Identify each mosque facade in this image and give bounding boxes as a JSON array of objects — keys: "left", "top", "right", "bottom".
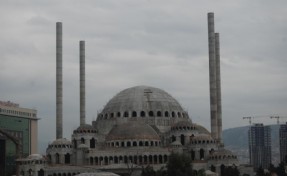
[{"left": 17, "top": 13, "right": 239, "bottom": 176}]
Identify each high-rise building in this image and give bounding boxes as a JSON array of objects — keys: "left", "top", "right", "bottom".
[
  {"left": 279, "top": 123, "right": 287, "bottom": 163},
  {"left": 248, "top": 123, "right": 271, "bottom": 170},
  {"left": 0, "top": 101, "right": 38, "bottom": 176}
]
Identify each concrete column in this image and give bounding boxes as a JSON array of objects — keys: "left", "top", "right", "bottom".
[
  {"left": 215, "top": 33, "right": 222, "bottom": 144},
  {"left": 56, "top": 22, "right": 63, "bottom": 139},
  {"left": 208, "top": 12, "right": 218, "bottom": 140},
  {"left": 80, "top": 41, "right": 86, "bottom": 125}
]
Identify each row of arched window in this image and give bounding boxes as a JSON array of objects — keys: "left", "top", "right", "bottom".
[
  {"left": 209, "top": 155, "right": 237, "bottom": 160},
  {"left": 89, "top": 154, "right": 169, "bottom": 165},
  {"left": 19, "top": 160, "right": 46, "bottom": 165},
  {"left": 98, "top": 110, "right": 188, "bottom": 119},
  {"left": 47, "top": 172, "right": 80, "bottom": 176},
  {"left": 106, "top": 140, "right": 161, "bottom": 147},
  {"left": 73, "top": 129, "right": 97, "bottom": 134},
  {"left": 47, "top": 153, "right": 71, "bottom": 164},
  {"left": 190, "top": 139, "right": 217, "bottom": 145},
  {"left": 171, "top": 126, "right": 196, "bottom": 131},
  {"left": 73, "top": 138, "right": 96, "bottom": 149},
  {"left": 48, "top": 144, "right": 72, "bottom": 149}
]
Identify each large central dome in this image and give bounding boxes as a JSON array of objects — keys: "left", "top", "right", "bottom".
[
  {"left": 100, "top": 86, "right": 185, "bottom": 117},
  {"left": 95, "top": 86, "right": 190, "bottom": 134}
]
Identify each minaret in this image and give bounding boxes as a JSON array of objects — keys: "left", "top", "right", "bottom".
[
  {"left": 215, "top": 33, "right": 222, "bottom": 144},
  {"left": 56, "top": 22, "right": 63, "bottom": 139},
  {"left": 80, "top": 41, "right": 86, "bottom": 125},
  {"left": 207, "top": 12, "right": 218, "bottom": 140}
]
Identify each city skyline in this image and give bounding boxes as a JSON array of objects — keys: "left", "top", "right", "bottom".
[{"left": 0, "top": 0, "right": 286, "bottom": 152}]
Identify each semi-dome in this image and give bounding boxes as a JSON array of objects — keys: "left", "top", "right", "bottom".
[
  {"left": 98, "top": 86, "right": 188, "bottom": 119},
  {"left": 27, "top": 154, "right": 44, "bottom": 160},
  {"left": 106, "top": 121, "right": 160, "bottom": 141},
  {"left": 50, "top": 138, "right": 72, "bottom": 145},
  {"left": 73, "top": 124, "right": 97, "bottom": 134}
]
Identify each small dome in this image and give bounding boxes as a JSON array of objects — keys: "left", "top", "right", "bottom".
[
  {"left": 51, "top": 138, "right": 72, "bottom": 145},
  {"left": 210, "top": 148, "right": 237, "bottom": 159},
  {"left": 78, "top": 144, "right": 89, "bottom": 149},
  {"left": 193, "top": 123, "right": 210, "bottom": 134},
  {"left": 106, "top": 122, "right": 160, "bottom": 141},
  {"left": 170, "top": 140, "right": 182, "bottom": 146},
  {"left": 74, "top": 124, "right": 97, "bottom": 134},
  {"left": 27, "top": 154, "right": 44, "bottom": 160},
  {"left": 172, "top": 120, "right": 193, "bottom": 127}
]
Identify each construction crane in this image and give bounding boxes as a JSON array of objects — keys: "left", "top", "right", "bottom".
[
  {"left": 242, "top": 115, "right": 272, "bottom": 125},
  {"left": 270, "top": 115, "right": 287, "bottom": 125},
  {"left": 243, "top": 116, "right": 252, "bottom": 125}
]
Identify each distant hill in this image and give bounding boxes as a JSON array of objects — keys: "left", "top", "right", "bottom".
[{"left": 223, "top": 124, "right": 280, "bottom": 149}]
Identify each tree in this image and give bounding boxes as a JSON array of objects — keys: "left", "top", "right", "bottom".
[
  {"left": 221, "top": 164, "right": 239, "bottom": 176},
  {"left": 276, "top": 162, "right": 287, "bottom": 176},
  {"left": 166, "top": 153, "right": 193, "bottom": 176},
  {"left": 142, "top": 165, "right": 156, "bottom": 176}
]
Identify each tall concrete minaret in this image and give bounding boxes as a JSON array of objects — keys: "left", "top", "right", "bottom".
[
  {"left": 79, "top": 41, "right": 86, "bottom": 125},
  {"left": 215, "top": 32, "right": 222, "bottom": 144},
  {"left": 56, "top": 22, "right": 63, "bottom": 139},
  {"left": 208, "top": 13, "right": 223, "bottom": 144},
  {"left": 208, "top": 12, "right": 218, "bottom": 140}
]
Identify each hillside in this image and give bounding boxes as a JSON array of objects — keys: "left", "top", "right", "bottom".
[{"left": 223, "top": 124, "right": 280, "bottom": 149}]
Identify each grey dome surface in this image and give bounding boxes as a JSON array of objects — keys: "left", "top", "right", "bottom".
[
  {"left": 101, "top": 86, "right": 184, "bottom": 114},
  {"left": 50, "top": 138, "right": 71, "bottom": 145},
  {"left": 106, "top": 121, "right": 160, "bottom": 141}
]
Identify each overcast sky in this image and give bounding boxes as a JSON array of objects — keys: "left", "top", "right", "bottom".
[{"left": 1, "top": 0, "right": 287, "bottom": 153}]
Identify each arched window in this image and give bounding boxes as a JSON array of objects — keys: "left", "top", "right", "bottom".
[
  {"left": 178, "top": 112, "right": 181, "bottom": 117},
  {"left": 124, "top": 156, "right": 128, "bottom": 163},
  {"left": 139, "top": 141, "right": 143, "bottom": 146},
  {"left": 149, "top": 111, "right": 154, "bottom": 117},
  {"left": 200, "top": 149, "right": 205, "bottom": 159},
  {"left": 104, "top": 113, "right": 108, "bottom": 119},
  {"left": 133, "top": 141, "right": 137, "bottom": 146},
  {"left": 191, "top": 150, "right": 195, "bottom": 160},
  {"left": 114, "top": 156, "right": 119, "bottom": 164},
  {"left": 38, "top": 169, "right": 44, "bottom": 176},
  {"left": 65, "top": 153, "right": 70, "bottom": 164},
  {"left": 124, "top": 111, "right": 129, "bottom": 117},
  {"left": 104, "top": 156, "right": 108, "bottom": 165},
  {"left": 127, "top": 141, "right": 131, "bottom": 147},
  {"left": 117, "top": 112, "right": 121, "bottom": 117},
  {"left": 153, "top": 155, "right": 158, "bottom": 164},
  {"left": 159, "top": 155, "right": 163, "bottom": 164},
  {"left": 157, "top": 111, "right": 162, "bottom": 117},
  {"left": 165, "top": 111, "right": 169, "bottom": 117},
  {"left": 81, "top": 138, "right": 85, "bottom": 144},
  {"left": 140, "top": 111, "right": 145, "bottom": 117},
  {"left": 171, "top": 135, "right": 176, "bottom": 142},
  {"left": 172, "top": 111, "right": 175, "bottom": 117},
  {"left": 90, "top": 138, "right": 96, "bottom": 148},
  {"left": 110, "top": 113, "right": 114, "bottom": 118},
  {"left": 132, "top": 111, "right": 137, "bottom": 117},
  {"left": 145, "top": 141, "right": 149, "bottom": 146},
  {"left": 56, "top": 153, "right": 60, "bottom": 164},
  {"left": 90, "top": 157, "right": 94, "bottom": 165},
  {"left": 180, "top": 134, "right": 185, "bottom": 145}
]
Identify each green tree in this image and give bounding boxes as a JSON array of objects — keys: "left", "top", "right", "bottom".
[
  {"left": 166, "top": 152, "right": 193, "bottom": 176},
  {"left": 142, "top": 165, "right": 156, "bottom": 176}
]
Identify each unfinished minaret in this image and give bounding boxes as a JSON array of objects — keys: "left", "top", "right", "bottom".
[
  {"left": 80, "top": 41, "right": 86, "bottom": 126},
  {"left": 56, "top": 22, "right": 63, "bottom": 139},
  {"left": 215, "top": 32, "right": 222, "bottom": 144},
  {"left": 208, "top": 12, "right": 218, "bottom": 140}
]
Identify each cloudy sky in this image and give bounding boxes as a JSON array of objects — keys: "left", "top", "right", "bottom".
[{"left": 1, "top": 0, "right": 286, "bottom": 153}]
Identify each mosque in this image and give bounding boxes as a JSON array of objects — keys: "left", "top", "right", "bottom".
[{"left": 17, "top": 13, "right": 239, "bottom": 176}]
